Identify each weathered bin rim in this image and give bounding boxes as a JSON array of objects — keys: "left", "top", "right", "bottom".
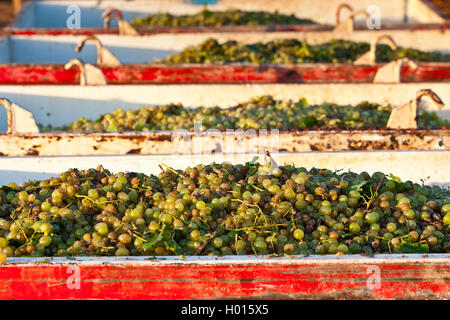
[
  {"left": 2, "top": 150, "right": 448, "bottom": 163},
  {"left": 2, "top": 149, "right": 449, "bottom": 158},
  {"left": 7, "top": 128, "right": 448, "bottom": 136},
  {"left": 3, "top": 254, "right": 449, "bottom": 266},
  {"left": 4, "top": 22, "right": 450, "bottom": 35}
]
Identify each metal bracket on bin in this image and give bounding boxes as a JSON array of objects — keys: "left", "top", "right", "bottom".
[
  {"left": 0, "top": 98, "right": 39, "bottom": 134},
  {"left": 102, "top": 8, "right": 139, "bottom": 36},
  {"left": 387, "top": 89, "right": 445, "bottom": 129},
  {"left": 65, "top": 58, "right": 107, "bottom": 86},
  {"left": 354, "top": 34, "right": 418, "bottom": 83},
  {"left": 373, "top": 58, "right": 418, "bottom": 83},
  {"left": 334, "top": 3, "right": 369, "bottom": 32},
  {"left": 76, "top": 35, "right": 121, "bottom": 67},
  {"left": 354, "top": 34, "right": 397, "bottom": 65}
]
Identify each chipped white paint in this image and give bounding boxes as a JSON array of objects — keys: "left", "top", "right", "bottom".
[
  {"left": 3, "top": 254, "right": 449, "bottom": 266},
  {"left": 0, "top": 129, "right": 448, "bottom": 156}
]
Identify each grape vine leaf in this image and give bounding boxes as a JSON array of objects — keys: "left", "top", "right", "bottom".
[
  {"left": 398, "top": 241, "right": 429, "bottom": 254},
  {"left": 0, "top": 186, "right": 15, "bottom": 193},
  {"left": 166, "top": 238, "right": 183, "bottom": 255},
  {"left": 148, "top": 174, "right": 162, "bottom": 187},
  {"left": 388, "top": 173, "right": 407, "bottom": 192},
  {"left": 349, "top": 180, "right": 368, "bottom": 192},
  {"left": 246, "top": 156, "right": 259, "bottom": 165},
  {"left": 142, "top": 224, "right": 166, "bottom": 250},
  {"left": 142, "top": 232, "right": 163, "bottom": 250},
  {"left": 388, "top": 174, "right": 402, "bottom": 184},
  {"left": 245, "top": 156, "right": 259, "bottom": 180},
  {"left": 361, "top": 181, "right": 377, "bottom": 199}
]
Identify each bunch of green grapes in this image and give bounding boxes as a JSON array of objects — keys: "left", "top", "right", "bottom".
[
  {"left": 158, "top": 39, "right": 450, "bottom": 64},
  {"left": 0, "top": 162, "right": 448, "bottom": 261},
  {"left": 41, "top": 96, "right": 449, "bottom": 133},
  {"left": 131, "top": 9, "right": 315, "bottom": 28}
]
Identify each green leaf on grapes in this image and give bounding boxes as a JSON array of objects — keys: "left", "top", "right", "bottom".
[
  {"left": 398, "top": 241, "right": 429, "bottom": 253},
  {"left": 388, "top": 174, "right": 407, "bottom": 192},
  {"left": 246, "top": 156, "right": 259, "bottom": 165},
  {"left": 142, "top": 233, "right": 163, "bottom": 250},
  {"left": 361, "top": 181, "right": 377, "bottom": 199},
  {"left": 350, "top": 180, "right": 368, "bottom": 192},
  {"left": 166, "top": 238, "right": 183, "bottom": 255},
  {"left": 303, "top": 116, "right": 318, "bottom": 127},
  {"left": 142, "top": 224, "right": 166, "bottom": 250},
  {"left": 388, "top": 174, "right": 402, "bottom": 184},
  {"left": 149, "top": 174, "right": 162, "bottom": 186},
  {"left": 246, "top": 166, "right": 259, "bottom": 180},
  {"left": 0, "top": 186, "right": 15, "bottom": 193},
  {"left": 245, "top": 157, "right": 259, "bottom": 180}
]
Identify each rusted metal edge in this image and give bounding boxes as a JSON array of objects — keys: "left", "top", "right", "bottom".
[
  {"left": 5, "top": 128, "right": 450, "bottom": 136},
  {"left": 0, "top": 129, "right": 448, "bottom": 156},
  {"left": 3, "top": 254, "right": 449, "bottom": 266}
]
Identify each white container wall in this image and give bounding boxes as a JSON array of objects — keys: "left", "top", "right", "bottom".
[
  {"left": 10, "top": 0, "right": 445, "bottom": 29},
  {"left": 0, "top": 151, "right": 449, "bottom": 187},
  {"left": 1, "top": 83, "right": 449, "bottom": 132},
  {"left": 1, "top": 27, "right": 449, "bottom": 64}
]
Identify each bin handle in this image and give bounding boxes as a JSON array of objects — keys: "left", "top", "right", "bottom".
[
  {"left": 0, "top": 98, "right": 39, "bottom": 134},
  {"left": 0, "top": 98, "right": 13, "bottom": 134},
  {"left": 335, "top": 3, "right": 354, "bottom": 26},
  {"left": 354, "top": 34, "right": 398, "bottom": 66},
  {"left": 372, "top": 57, "right": 418, "bottom": 83},
  {"left": 102, "top": 8, "right": 138, "bottom": 35},
  {"left": 334, "top": 4, "right": 369, "bottom": 32},
  {"left": 387, "top": 89, "right": 445, "bottom": 129},
  {"left": 65, "top": 58, "right": 107, "bottom": 86},
  {"left": 75, "top": 35, "right": 121, "bottom": 67}
]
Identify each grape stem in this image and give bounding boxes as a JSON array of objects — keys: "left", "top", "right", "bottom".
[
  {"left": 160, "top": 163, "right": 185, "bottom": 178},
  {"left": 194, "top": 230, "right": 217, "bottom": 255},
  {"left": 364, "top": 174, "right": 386, "bottom": 210}
]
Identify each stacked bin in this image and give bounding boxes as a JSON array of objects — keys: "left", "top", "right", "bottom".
[{"left": 0, "top": 0, "right": 448, "bottom": 299}]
